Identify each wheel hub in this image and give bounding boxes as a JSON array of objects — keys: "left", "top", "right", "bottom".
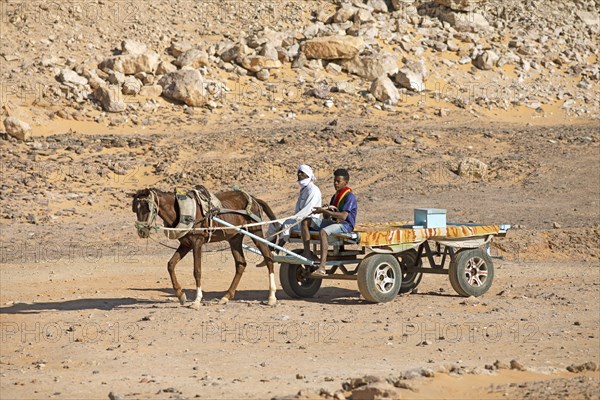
[
  {"left": 375, "top": 263, "right": 396, "bottom": 293},
  {"left": 464, "top": 256, "right": 488, "bottom": 287}
]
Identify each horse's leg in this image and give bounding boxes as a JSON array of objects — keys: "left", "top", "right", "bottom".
[
  {"left": 168, "top": 245, "right": 191, "bottom": 305},
  {"left": 220, "top": 235, "right": 246, "bottom": 305},
  {"left": 250, "top": 227, "right": 277, "bottom": 306},
  {"left": 190, "top": 239, "right": 205, "bottom": 310}
]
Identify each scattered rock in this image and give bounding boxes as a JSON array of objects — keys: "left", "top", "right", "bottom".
[
  {"left": 394, "top": 58, "right": 428, "bottom": 92},
  {"left": 121, "top": 39, "right": 147, "bottom": 55},
  {"left": 494, "top": 360, "right": 510, "bottom": 370},
  {"left": 256, "top": 70, "right": 270, "bottom": 81},
  {"left": 139, "top": 85, "right": 163, "bottom": 97},
  {"left": 457, "top": 157, "right": 488, "bottom": 179},
  {"left": 473, "top": 50, "right": 499, "bottom": 70},
  {"left": 94, "top": 85, "right": 126, "bottom": 112},
  {"left": 158, "top": 70, "right": 208, "bottom": 107},
  {"left": 437, "top": 9, "right": 490, "bottom": 33},
  {"left": 342, "top": 53, "right": 399, "bottom": 81},
  {"left": 122, "top": 76, "right": 143, "bottom": 95},
  {"left": 240, "top": 55, "right": 282, "bottom": 72},
  {"left": 351, "top": 381, "right": 401, "bottom": 400},
  {"left": 108, "top": 391, "right": 124, "bottom": 400},
  {"left": 370, "top": 76, "right": 400, "bottom": 105},
  {"left": 435, "top": 0, "right": 485, "bottom": 12},
  {"left": 302, "top": 36, "right": 365, "bottom": 60},
  {"left": 156, "top": 60, "right": 178, "bottom": 75},
  {"left": 99, "top": 51, "right": 160, "bottom": 75},
  {"left": 58, "top": 69, "right": 88, "bottom": 86},
  {"left": 510, "top": 359, "right": 526, "bottom": 371},
  {"left": 567, "top": 362, "right": 597, "bottom": 373},
  {"left": 459, "top": 295, "right": 480, "bottom": 305},
  {"left": 175, "top": 49, "right": 210, "bottom": 68}
]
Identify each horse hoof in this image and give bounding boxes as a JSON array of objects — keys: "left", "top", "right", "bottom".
[
  {"left": 179, "top": 293, "right": 187, "bottom": 305},
  {"left": 267, "top": 297, "right": 277, "bottom": 306},
  {"left": 218, "top": 297, "right": 229, "bottom": 305},
  {"left": 189, "top": 301, "right": 201, "bottom": 310}
]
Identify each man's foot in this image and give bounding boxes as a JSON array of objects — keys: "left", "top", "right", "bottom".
[
  {"left": 313, "top": 265, "right": 327, "bottom": 276},
  {"left": 256, "top": 260, "right": 267, "bottom": 267}
]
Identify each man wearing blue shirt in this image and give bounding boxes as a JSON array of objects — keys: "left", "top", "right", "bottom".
[{"left": 310, "top": 168, "right": 358, "bottom": 275}]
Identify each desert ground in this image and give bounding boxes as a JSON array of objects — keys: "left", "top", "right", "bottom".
[{"left": 1, "top": 0, "right": 599, "bottom": 399}]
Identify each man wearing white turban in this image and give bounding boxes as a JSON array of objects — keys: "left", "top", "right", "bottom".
[{"left": 260, "top": 165, "right": 322, "bottom": 266}]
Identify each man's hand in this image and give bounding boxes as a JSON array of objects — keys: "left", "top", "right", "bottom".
[
  {"left": 313, "top": 207, "right": 348, "bottom": 222},
  {"left": 312, "top": 207, "right": 326, "bottom": 215}
]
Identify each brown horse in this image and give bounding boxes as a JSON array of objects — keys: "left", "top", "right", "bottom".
[{"left": 132, "top": 188, "right": 278, "bottom": 308}]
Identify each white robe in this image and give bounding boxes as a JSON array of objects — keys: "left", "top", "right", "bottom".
[{"left": 268, "top": 182, "right": 322, "bottom": 241}]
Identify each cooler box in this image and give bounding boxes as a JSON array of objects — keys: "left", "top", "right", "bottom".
[{"left": 414, "top": 208, "right": 447, "bottom": 229}]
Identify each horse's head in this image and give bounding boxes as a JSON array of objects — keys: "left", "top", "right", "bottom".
[{"left": 132, "top": 189, "right": 159, "bottom": 239}]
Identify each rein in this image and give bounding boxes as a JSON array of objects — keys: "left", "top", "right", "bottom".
[{"left": 134, "top": 189, "right": 307, "bottom": 242}]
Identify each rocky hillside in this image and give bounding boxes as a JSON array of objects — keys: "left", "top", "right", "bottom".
[{"left": 1, "top": 0, "right": 598, "bottom": 138}]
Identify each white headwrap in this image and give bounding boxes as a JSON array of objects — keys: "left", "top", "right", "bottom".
[
  {"left": 297, "top": 164, "right": 315, "bottom": 188},
  {"left": 298, "top": 164, "right": 315, "bottom": 180}
]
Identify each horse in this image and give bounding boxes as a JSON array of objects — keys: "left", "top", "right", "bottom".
[{"left": 131, "top": 188, "right": 278, "bottom": 308}]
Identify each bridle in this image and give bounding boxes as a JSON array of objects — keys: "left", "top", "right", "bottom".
[{"left": 135, "top": 190, "right": 160, "bottom": 237}]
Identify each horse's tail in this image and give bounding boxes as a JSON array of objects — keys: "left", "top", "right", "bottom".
[{"left": 253, "top": 197, "right": 277, "bottom": 222}]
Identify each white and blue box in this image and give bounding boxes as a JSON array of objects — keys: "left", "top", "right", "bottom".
[{"left": 414, "top": 208, "right": 447, "bottom": 229}]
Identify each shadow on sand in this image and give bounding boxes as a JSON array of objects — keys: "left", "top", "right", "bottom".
[
  {"left": 0, "top": 298, "right": 158, "bottom": 314},
  {"left": 130, "top": 286, "right": 367, "bottom": 305}
]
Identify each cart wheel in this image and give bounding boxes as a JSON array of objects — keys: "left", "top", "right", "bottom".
[
  {"left": 397, "top": 249, "right": 423, "bottom": 294},
  {"left": 358, "top": 254, "right": 402, "bottom": 303},
  {"left": 449, "top": 248, "right": 494, "bottom": 297},
  {"left": 279, "top": 250, "right": 322, "bottom": 298}
]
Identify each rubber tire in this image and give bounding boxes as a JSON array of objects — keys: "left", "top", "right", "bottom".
[
  {"left": 397, "top": 249, "right": 423, "bottom": 294},
  {"left": 279, "top": 250, "right": 322, "bottom": 298},
  {"left": 449, "top": 248, "right": 494, "bottom": 297},
  {"left": 358, "top": 254, "right": 402, "bottom": 303}
]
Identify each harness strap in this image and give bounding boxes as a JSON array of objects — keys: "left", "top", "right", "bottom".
[{"left": 218, "top": 208, "right": 263, "bottom": 223}]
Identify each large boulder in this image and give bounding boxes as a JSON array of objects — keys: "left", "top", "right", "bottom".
[
  {"left": 437, "top": 9, "right": 490, "bottom": 32},
  {"left": 93, "top": 85, "right": 126, "bottom": 112},
  {"left": 3, "top": 116, "right": 32, "bottom": 141},
  {"left": 341, "top": 53, "right": 399, "bottom": 81},
  {"left": 302, "top": 35, "right": 365, "bottom": 60},
  {"left": 394, "top": 58, "right": 427, "bottom": 92},
  {"left": 99, "top": 52, "right": 160, "bottom": 75},
  {"left": 370, "top": 76, "right": 400, "bottom": 105},
  {"left": 435, "top": 0, "right": 485, "bottom": 12},
  {"left": 158, "top": 70, "right": 208, "bottom": 107}
]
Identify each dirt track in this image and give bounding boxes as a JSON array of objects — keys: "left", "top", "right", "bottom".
[{"left": 1, "top": 246, "right": 599, "bottom": 399}]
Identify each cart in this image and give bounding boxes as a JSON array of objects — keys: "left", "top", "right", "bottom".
[{"left": 212, "top": 210, "right": 510, "bottom": 303}]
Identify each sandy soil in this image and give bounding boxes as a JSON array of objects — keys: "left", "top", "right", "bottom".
[{"left": 1, "top": 249, "right": 599, "bottom": 399}]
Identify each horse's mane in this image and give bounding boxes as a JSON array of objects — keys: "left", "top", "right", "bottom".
[{"left": 133, "top": 188, "right": 170, "bottom": 199}]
